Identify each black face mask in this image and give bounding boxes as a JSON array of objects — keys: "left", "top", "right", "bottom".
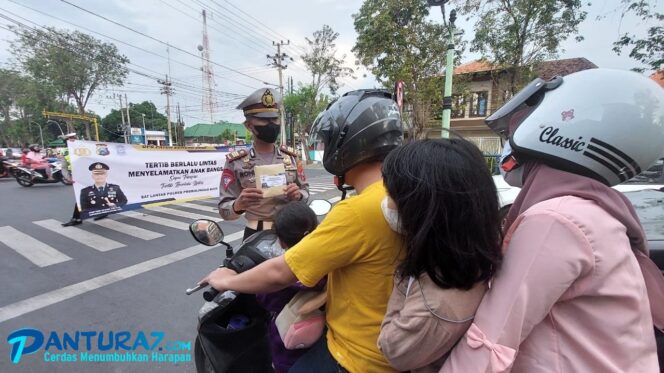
[{"left": 253, "top": 122, "right": 280, "bottom": 143}]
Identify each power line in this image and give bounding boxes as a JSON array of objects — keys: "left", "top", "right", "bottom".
[
  {"left": 58, "top": 0, "right": 278, "bottom": 86},
  {"left": 215, "top": 0, "right": 309, "bottom": 55},
  {"left": 4, "top": 0, "right": 260, "bottom": 91},
  {"left": 161, "top": 0, "right": 271, "bottom": 57},
  {"left": 0, "top": 14, "right": 243, "bottom": 119}
]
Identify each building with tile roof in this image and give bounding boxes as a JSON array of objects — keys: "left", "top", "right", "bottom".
[{"left": 433, "top": 57, "right": 597, "bottom": 153}]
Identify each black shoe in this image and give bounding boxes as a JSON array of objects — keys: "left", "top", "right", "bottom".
[
  {"left": 62, "top": 219, "right": 82, "bottom": 227},
  {"left": 93, "top": 215, "right": 108, "bottom": 221}
]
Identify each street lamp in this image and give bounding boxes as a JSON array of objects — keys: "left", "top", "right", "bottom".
[
  {"left": 428, "top": 0, "right": 456, "bottom": 139},
  {"left": 141, "top": 113, "right": 147, "bottom": 145},
  {"left": 46, "top": 120, "right": 65, "bottom": 136},
  {"left": 29, "top": 121, "right": 44, "bottom": 148}
]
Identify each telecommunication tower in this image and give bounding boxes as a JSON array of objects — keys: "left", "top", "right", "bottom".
[{"left": 198, "top": 9, "right": 216, "bottom": 124}]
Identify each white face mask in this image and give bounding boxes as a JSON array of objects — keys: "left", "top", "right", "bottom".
[
  {"left": 499, "top": 141, "right": 525, "bottom": 187},
  {"left": 381, "top": 197, "right": 403, "bottom": 234}
]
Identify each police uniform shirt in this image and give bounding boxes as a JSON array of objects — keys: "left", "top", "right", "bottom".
[
  {"left": 80, "top": 183, "right": 128, "bottom": 211},
  {"left": 218, "top": 145, "right": 309, "bottom": 221}
]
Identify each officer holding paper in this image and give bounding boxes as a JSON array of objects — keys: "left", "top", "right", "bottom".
[{"left": 218, "top": 88, "right": 309, "bottom": 240}]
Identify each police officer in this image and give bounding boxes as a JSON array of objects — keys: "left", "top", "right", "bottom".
[
  {"left": 79, "top": 162, "right": 128, "bottom": 211},
  {"left": 218, "top": 88, "right": 309, "bottom": 240}
]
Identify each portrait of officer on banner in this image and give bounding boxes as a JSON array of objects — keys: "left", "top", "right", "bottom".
[{"left": 79, "top": 162, "right": 128, "bottom": 213}]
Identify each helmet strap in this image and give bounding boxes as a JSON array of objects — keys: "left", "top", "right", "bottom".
[
  {"left": 334, "top": 175, "right": 354, "bottom": 200},
  {"left": 501, "top": 154, "right": 520, "bottom": 172}
]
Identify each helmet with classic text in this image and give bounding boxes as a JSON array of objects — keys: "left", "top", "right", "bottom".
[
  {"left": 308, "top": 89, "right": 403, "bottom": 177},
  {"left": 487, "top": 68, "right": 664, "bottom": 186}
]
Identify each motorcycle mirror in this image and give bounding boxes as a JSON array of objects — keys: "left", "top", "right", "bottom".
[
  {"left": 189, "top": 219, "right": 225, "bottom": 246},
  {"left": 309, "top": 199, "right": 332, "bottom": 216}
]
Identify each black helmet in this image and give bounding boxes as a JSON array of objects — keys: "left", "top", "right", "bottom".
[
  {"left": 225, "top": 230, "right": 282, "bottom": 273},
  {"left": 309, "top": 89, "right": 403, "bottom": 176},
  {"left": 28, "top": 144, "right": 40, "bottom": 152}
]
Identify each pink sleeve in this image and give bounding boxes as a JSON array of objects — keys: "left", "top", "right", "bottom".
[{"left": 440, "top": 210, "right": 595, "bottom": 373}]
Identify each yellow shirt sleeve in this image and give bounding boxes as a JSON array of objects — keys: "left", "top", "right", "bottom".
[{"left": 285, "top": 200, "right": 366, "bottom": 287}]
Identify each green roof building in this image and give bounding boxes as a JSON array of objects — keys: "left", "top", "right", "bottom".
[{"left": 183, "top": 122, "right": 247, "bottom": 145}]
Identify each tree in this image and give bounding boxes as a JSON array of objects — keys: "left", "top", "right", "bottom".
[
  {"left": 283, "top": 84, "right": 331, "bottom": 154},
  {"left": 100, "top": 101, "right": 167, "bottom": 142},
  {"left": 216, "top": 129, "right": 235, "bottom": 144},
  {"left": 302, "top": 25, "right": 355, "bottom": 96},
  {"left": 0, "top": 69, "right": 28, "bottom": 145},
  {"left": 454, "top": 0, "right": 587, "bottom": 92},
  {"left": 353, "top": 0, "right": 451, "bottom": 138},
  {"left": 0, "top": 69, "right": 72, "bottom": 146},
  {"left": 611, "top": 0, "right": 663, "bottom": 72},
  {"left": 11, "top": 27, "right": 129, "bottom": 139}
]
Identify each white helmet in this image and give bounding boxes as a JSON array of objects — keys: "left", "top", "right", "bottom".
[{"left": 488, "top": 68, "right": 664, "bottom": 186}]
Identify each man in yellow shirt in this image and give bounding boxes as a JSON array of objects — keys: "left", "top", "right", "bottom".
[{"left": 202, "top": 90, "right": 403, "bottom": 372}]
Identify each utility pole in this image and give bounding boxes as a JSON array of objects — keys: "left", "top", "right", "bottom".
[
  {"left": 124, "top": 93, "right": 132, "bottom": 143},
  {"left": 289, "top": 76, "right": 295, "bottom": 147},
  {"left": 159, "top": 75, "right": 174, "bottom": 146},
  {"left": 118, "top": 94, "right": 127, "bottom": 143},
  {"left": 268, "top": 40, "right": 292, "bottom": 145},
  {"left": 428, "top": 0, "right": 456, "bottom": 139},
  {"left": 176, "top": 102, "right": 181, "bottom": 146}
]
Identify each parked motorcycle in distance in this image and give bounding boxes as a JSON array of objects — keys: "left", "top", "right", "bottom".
[
  {"left": 186, "top": 199, "right": 332, "bottom": 373},
  {"left": 14, "top": 161, "right": 72, "bottom": 187}
]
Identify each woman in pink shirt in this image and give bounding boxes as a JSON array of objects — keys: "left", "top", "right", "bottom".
[{"left": 442, "top": 69, "right": 664, "bottom": 372}]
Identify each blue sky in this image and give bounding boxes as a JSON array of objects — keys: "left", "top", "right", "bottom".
[{"left": 0, "top": 0, "right": 660, "bottom": 125}]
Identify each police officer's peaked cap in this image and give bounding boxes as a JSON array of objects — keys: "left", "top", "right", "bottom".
[
  {"left": 89, "top": 162, "right": 110, "bottom": 173},
  {"left": 236, "top": 88, "right": 281, "bottom": 119}
]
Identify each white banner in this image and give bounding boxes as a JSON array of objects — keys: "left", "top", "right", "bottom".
[{"left": 68, "top": 140, "right": 238, "bottom": 219}]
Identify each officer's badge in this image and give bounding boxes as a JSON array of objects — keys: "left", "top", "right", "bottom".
[
  {"left": 96, "top": 144, "right": 110, "bottom": 156},
  {"left": 222, "top": 169, "right": 235, "bottom": 191},
  {"left": 74, "top": 147, "right": 91, "bottom": 156},
  {"left": 261, "top": 90, "right": 276, "bottom": 108}
]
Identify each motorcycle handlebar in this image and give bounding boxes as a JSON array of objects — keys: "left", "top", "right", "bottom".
[{"left": 203, "top": 288, "right": 219, "bottom": 302}]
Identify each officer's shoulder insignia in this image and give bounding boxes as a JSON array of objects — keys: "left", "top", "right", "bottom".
[
  {"left": 279, "top": 145, "right": 298, "bottom": 158},
  {"left": 226, "top": 150, "right": 247, "bottom": 162}
]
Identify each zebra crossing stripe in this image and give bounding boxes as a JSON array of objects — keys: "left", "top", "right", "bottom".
[
  {"left": 0, "top": 226, "right": 72, "bottom": 267},
  {"left": 33, "top": 219, "right": 125, "bottom": 252},
  {"left": 308, "top": 184, "right": 335, "bottom": 188},
  {"left": 177, "top": 202, "right": 219, "bottom": 214},
  {"left": 185, "top": 199, "right": 218, "bottom": 206},
  {"left": 91, "top": 218, "right": 164, "bottom": 241},
  {"left": 119, "top": 211, "right": 190, "bottom": 230},
  {"left": 146, "top": 205, "right": 220, "bottom": 220},
  {"left": 0, "top": 230, "right": 246, "bottom": 323}
]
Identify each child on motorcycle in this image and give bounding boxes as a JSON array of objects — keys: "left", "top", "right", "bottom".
[{"left": 255, "top": 201, "right": 326, "bottom": 373}]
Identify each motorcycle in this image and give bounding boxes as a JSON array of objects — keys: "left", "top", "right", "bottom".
[
  {"left": 186, "top": 200, "right": 332, "bottom": 373},
  {"left": 14, "top": 161, "right": 73, "bottom": 187},
  {"left": 1, "top": 158, "right": 20, "bottom": 178}
]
